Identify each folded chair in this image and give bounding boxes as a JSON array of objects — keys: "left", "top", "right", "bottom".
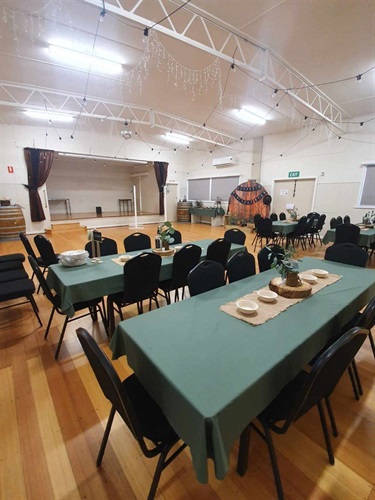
[{"left": 76, "top": 328, "right": 187, "bottom": 500}]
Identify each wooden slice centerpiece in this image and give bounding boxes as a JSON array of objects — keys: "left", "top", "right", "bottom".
[
  {"left": 152, "top": 248, "right": 175, "bottom": 257},
  {"left": 269, "top": 275, "right": 312, "bottom": 298}
]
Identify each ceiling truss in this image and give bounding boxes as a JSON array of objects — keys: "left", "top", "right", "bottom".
[{"left": 82, "top": 0, "right": 348, "bottom": 131}]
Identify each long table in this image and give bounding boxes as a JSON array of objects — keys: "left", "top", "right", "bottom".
[
  {"left": 46, "top": 239, "right": 245, "bottom": 318},
  {"left": 110, "top": 257, "right": 375, "bottom": 483},
  {"left": 190, "top": 208, "right": 225, "bottom": 226},
  {"left": 322, "top": 227, "right": 375, "bottom": 247}
]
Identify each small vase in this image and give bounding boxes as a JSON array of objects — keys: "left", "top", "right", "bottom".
[
  {"left": 286, "top": 272, "right": 301, "bottom": 287},
  {"left": 162, "top": 241, "right": 169, "bottom": 250}
]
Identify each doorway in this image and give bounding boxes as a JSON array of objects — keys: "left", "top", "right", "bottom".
[
  {"left": 165, "top": 183, "right": 178, "bottom": 222},
  {"left": 272, "top": 178, "right": 316, "bottom": 217}
]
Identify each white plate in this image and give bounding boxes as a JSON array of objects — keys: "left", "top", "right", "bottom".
[
  {"left": 257, "top": 290, "right": 278, "bottom": 302},
  {"left": 119, "top": 254, "right": 133, "bottom": 262},
  {"left": 311, "top": 268, "right": 329, "bottom": 278},
  {"left": 299, "top": 273, "right": 318, "bottom": 284},
  {"left": 236, "top": 299, "right": 259, "bottom": 315}
]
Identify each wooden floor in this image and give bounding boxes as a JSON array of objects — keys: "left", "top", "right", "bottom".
[{"left": 0, "top": 223, "right": 374, "bottom": 500}]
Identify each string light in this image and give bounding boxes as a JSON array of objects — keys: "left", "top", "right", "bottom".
[
  {"left": 356, "top": 74, "right": 362, "bottom": 83},
  {"left": 272, "top": 89, "right": 278, "bottom": 98}
]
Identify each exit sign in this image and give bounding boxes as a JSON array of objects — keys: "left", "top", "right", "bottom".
[{"left": 288, "top": 171, "right": 300, "bottom": 178}]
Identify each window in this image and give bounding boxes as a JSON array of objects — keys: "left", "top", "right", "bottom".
[
  {"left": 358, "top": 163, "right": 375, "bottom": 207},
  {"left": 187, "top": 175, "right": 240, "bottom": 202}
]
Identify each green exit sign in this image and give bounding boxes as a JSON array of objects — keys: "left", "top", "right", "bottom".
[{"left": 288, "top": 171, "right": 300, "bottom": 178}]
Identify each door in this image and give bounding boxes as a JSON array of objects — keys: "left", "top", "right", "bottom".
[
  {"left": 272, "top": 178, "right": 316, "bottom": 217},
  {"left": 165, "top": 183, "right": 178, "bottom": 221}
]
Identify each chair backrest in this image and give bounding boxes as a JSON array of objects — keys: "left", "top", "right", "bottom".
[
  {"left": 315, "top": 213, "right": 326, "bottom": 231},
  {"left": 330, "top": 217, "right": 338, "bottom": 229},
  {"left": 34, "top": 235, "right": 58, "bottom": 266},
  {"left": 324, "top": 243, "right": 368, "bottom": 268},
  {"left": 336, "top": 216, "right": 343, "bottom": 225},
  {"left": 303, "top": 216, "right": 317, "bottom": 234},
  {"left": 224, "top": 228, "right": 246, "bottom": 245},
  {"left": 171, "top": 229, "right": 182, "bottom": 244},
  {"left": 76, "top": 328, "right": 150, "bottom": 454},
  {"left": 19, "top": 231, "right": 39, "bottom": 261},
  {"left": 279, "top": 212, "right": 286, "bottom": 221},
  {"left": 355, "top": 297, "right": 375, "bottom": 330},
  {"left": 123, "top": 233, "right": 151, "bottom": 252},
  {"left": 28, "top": 255, "right": 57, "bottom": 305},
  {"left": 169, "top": 244, "right": 202, "bottom": 289},
  {"left": 257, "top": 244, "right": 285, "bottom": 273},
  {"left": 206, "top": 238, "right": 231, "bottom": 268},
  {"left": 307, "top": 212, "right": 319, "bottom": 219},
  {"left": 334, "top": 223, "right": 360, "bottom": 245},
  {"left": 188, "top": 260, "right": 225, "bottom": 297},
  {"left": 122, "top": 252, "right": 161, "bottom": 305},
  {"left": 256, "top": 217, "right": 273, "bottom": 237},
  {"left": 292, "top": 216, "right": 307, "bottom": 235},
  {"left": 253, "top": 213, "right": 262, "bottom": 228},
  {"left": 227, "top": 251, "right": 256, "bottom": 283},
  {"left": 343, "top": 215, "right": 351, "bottom": 224},
  {"left": 274, "top": 327, "right": 368, "bottom": 433},
  {"left": 85, "top": 237, "right": 118, "bottom": 258},
  {"left": 270, "top": 213, "right": 278, "bottom": 221}
]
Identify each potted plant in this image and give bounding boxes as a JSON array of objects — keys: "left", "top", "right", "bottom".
[
  {"left": 159, "top": 221, "right": 175, "bottom": 250},
  {"left": 268, "top": 245, "right": 301, "bottom": 287},
  {"left": 287, "top": 207, "right": 299, "bottom": 221}
]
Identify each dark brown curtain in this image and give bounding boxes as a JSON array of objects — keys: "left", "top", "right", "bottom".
[
  {"left": 23, "top": 148, "right": 55, "bottom": 221},
  {"left": 153, "top": 161, "right": 169, "bottom": 215}
]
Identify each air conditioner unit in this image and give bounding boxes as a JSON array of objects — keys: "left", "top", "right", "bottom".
[{"left": 212, "top": 156, "right": 234, "bottom": 167}]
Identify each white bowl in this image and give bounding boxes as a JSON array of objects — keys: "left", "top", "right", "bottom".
[
  {"left": 236, "top": 300, "right": 259, "bottom": 315},
  {"left": 119, "top": 254, "right": 133, "bottom": 262},
  {"left": 174, "top": 245, "right": 183, "bottom": 251},
  {"left": 311, "top": 268, "right": 329, "bottom": 278},
  {"left": 300, "top": 273, "right": 318, "bottom": 284},
  {"left": 257, "top": 290, "right": 278, "bottom": 302}
]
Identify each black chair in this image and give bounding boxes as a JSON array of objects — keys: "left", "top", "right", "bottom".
[
  {"left": 325, "top": 243, "right": 368, "bottom": 268},
  {"left": 171, "top": 229, "right": 182, "bottom": 244},
  {"left": 107, "top": 252, "right": 161, "bottom": 332},
  {"left": 237, "top": 327, "right": 368, "bottom": 500},
  {"left": 257, "top": 245, "right": 285, "bottom": 273},
  {"left": 253, "top": 217, "right": 274, "bottom": 249},
  {"left": 343, "top": 215, "right": 351, "bottom": 224},
  {"left": 336, "top": 216, "right": 343, "bottom": 225},
  {"left": 0, "top": 255, "right": 42, "bottom": 326},
  {"left": 288, "top": 216, "right": 308, "bottom": 249},
  {"left": 307, "top": 211, "right": 320, "bottom": 219},
  {"left": 330, "top": 217, "right": 338, "bottom": 229},
  {"left": 224, "top": 228, "right": 246, "bottom": 245},
  {"left": 310, "top": 213, "right": 326, "bottom": 245},
  {"left": 76, "top": 328, "right": 186, "bottom": 500},
  {"left": 85, "top": 237, "right": 118, "bottom": 258},
  {"left": 270, "top": 213, "right": 278, "bottom": 221},
  {"left": 34, "top": 235, "right": 59, "bottom": 267},
  {"left": 279, "top": 212, "right": 286, "bottom": 221},
  {"left": 19, "top": 231, "right": 44, "bottom": 271},
  {"left": 123, "top": 232, "right": 151, "bottom": 252},
  {"left": 226, "top": 251, "right": 256, "bottom": 283},
  {"left": 206, "top": 238, "right": 231, "bottom": 268},
  {"left": 302, "top": 216, "right": 318, "bottom": 247},
  {"left": 334, "top": 223, "right": 360, "bottom": 245},
  {"left": 158, "top": 244, "right": 202, "bottom": 304},
  {"left": 28, "top": 255, "right": 107, "bottom": 359},
  {"left": 187, "top": 260, "right": 225, "bottom": 297}
]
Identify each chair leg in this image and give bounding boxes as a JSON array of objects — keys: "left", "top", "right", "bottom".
[
  {"left": 44, "top": 305, "right": 56, "bottom": 339},
  {"left": 237, "top": 423, "right": 251, "bottom": 476},
  {"left": 97, "top": 406, "right": 116, "bottom": 467},
  {"left": 261, "top": 422, "right": 284, "bottom": 500},
  {"left": 351, "top": 359, "right": 363, "bottom": 396},
  {"left": 147, "top": 442, "right": 176, "bottom": 500},
  {"left": 54, "top": 316, "right": 69, "bottom": 359},
  {"left": 317, "top": 400, "right": 335, "bottom": 465},
  {"left": 324, "top": 397, "right": 338, "bottom": 437},
  {"left": 97, "top": 303, "right": 109, "bottom": 337},
  {"left": 369, "top": 331, "right": 375, "bottom": 359},
  {"left": 347, "top": 364, "right": 360, "bottom": 400},
  {"left": 29, "top": 294, "right": 43, "bottom": 327}
]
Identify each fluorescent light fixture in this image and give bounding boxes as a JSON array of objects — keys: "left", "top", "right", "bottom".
[
  {"left": 48, "top": 43, "right": 123, "bottom": 74},
  {"left": 58, "top": 153, "right": 148, "bottom": 164},
  {"left": 237, "top": 108, "right": 266, "bottom": 125},
  {"left": 24, "top": 109, "right": 75, "bottom": 122},
  {"left": 165, "top": 132, "right": 190, "bottom": 145}
]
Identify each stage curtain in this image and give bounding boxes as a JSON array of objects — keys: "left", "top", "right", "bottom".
[
  {"left": 154, "top": 161, "right": 169, "bottom": 215},
  {"left": 23, "top": 148, "right": 54, "bottom": 221}
]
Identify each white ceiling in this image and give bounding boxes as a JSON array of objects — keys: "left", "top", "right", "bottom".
[{"left": 0, "top": 0, "right": 374, "bottom": 154}]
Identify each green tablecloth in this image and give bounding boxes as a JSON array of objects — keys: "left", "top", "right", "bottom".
[
  {"left": 322, "top": 228, "right": 375, "bottom": 247},
  {"left": 110, "top": 257, "right": 375, "bottom": 483},
  {"left": 46, "top": 239, "right": 245, "bottom": 317},
  {"left": 190, "top": 207, "right": 225, "bottom": 218},
  {"left": 272, "top": 220, "right": 298, "bottom": 234}
]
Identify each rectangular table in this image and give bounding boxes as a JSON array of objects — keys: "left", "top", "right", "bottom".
[
  {"left": 110, "top": 257, "right": 375, "bottom": 483},
  {"left": 190, "top": 208, "right": 225, "bottom": 226},
  {"left": 47, "top": 239, "right": 245, "bottom": 318},
  {"left": 272, "top": 220, "right": 298, "bottom": 235},
  {"left": 48, "top": 198, "right": 72, "bottom": 216},
  {"left": 322, "top": 227, "right": 375, "bottom": 247}
]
